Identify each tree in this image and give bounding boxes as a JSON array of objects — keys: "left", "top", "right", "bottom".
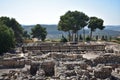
[
  {"left": 58, "top": 10, "right": 89, "bottom": 42},
  {"left": 101, "top": 35, "right": 105, "bottom": 40},
  {"left": 0, "top": 23, "right": 15, "bottom": 54},
  {"left": 0, "top": 16, "right": 24, "bottom": 43},
  {"left": 60, "top": 34, "right": 68, "bottom": 42},
  {"left": 105, "top": 35, "right": 108, "bottom": 41},
  {"left": 86, "top": 35, "right": 90, "bottom": 42},
  {"left": 96, "top": 35, "right": 99, "bottom": 40},
  {"left": 31, "top": 24, "right": 47, "bottom": 41},
  {"left": 23, "top": 30, "right": 30, "bottom": 39},
  {"left": 88, "top": 17, "right": 105, "bottom": 40},
  {"left": 79, "top": 34, "right": 83, "bottom": 41}
]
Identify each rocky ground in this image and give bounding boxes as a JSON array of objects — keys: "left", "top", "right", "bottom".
[{"left": 0, "top": 42, "right": 120, "bottom": 80}]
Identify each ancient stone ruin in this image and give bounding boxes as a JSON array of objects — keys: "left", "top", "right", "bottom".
[{"left": 0, "top": 42, "right": 120, "bottom": 79}]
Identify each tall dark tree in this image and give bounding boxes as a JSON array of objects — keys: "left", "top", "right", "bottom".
[
  {"left": 23, "top": 30, "right": 30, "bottom": 39},
  {"left": 88, "top": 17, "right": 105, "bottom": 40},
  {"left": 0, "top": 16, "right": 24, "bottom": 43},
  {"left": 79, "top": 34, "right": 83, "bottom": 41},
  {"left": 58, "top": 11, "right": 89, "bottom": 42},
  {"left": 96, "top": 35, "right": 99, "bottom": 40},
  {"left": 101, "top": 35, "right": 105, "bottom": 40},
  {"left": 0, "top": 23, "right": 15, "bottom": 54},
  {"left": 105, "top": 35, "right": 108, "bottom": 41},
  {"left": 31, "top": 24, "right": 47, "bottom": 41}
]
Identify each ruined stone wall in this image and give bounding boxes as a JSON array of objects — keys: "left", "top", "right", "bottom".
[
  {"left": 93, "top": 54, "right": 120, "bottom": 66},
  {"left": 23, "top": 43, "right": 106, "bottom": 52},
  {"left": 0, "top": 59, "right": 25, "bottom": 68}
]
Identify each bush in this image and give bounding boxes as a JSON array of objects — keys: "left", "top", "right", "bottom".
[
  {"left": 115, "top": 38, "right": 120, "bottom": 41},
  {"left": 86, "top": 36, "right": 90, "bottom": 41}
]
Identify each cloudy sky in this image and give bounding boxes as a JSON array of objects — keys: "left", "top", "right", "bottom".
[{"left": 0, "top": 0, "right": 120, "bottom": 25}]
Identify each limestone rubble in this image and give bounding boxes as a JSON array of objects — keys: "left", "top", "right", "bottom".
[{"left": 0, "top": 42, "right": 120, "bottom": 80}]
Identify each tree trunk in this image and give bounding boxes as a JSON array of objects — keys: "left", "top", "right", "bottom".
[
  {"left": 77, "top": 31, "right": 79, "bottom": 42},
  {"left": 74, "top": 31, "right": 78, "bottom": 43},
  {"left": 73, "top": 32, "right": 76, "bottom": 43},
  {"left": 90, "top": 29, "right": 92, "bottom": 40},
  {"left": 71, "top": 31, "right": 73, "bottom": 42},
  {"left": 72, "top": 30, "right": 76, "bottom": 43},
  {"left": 68, "top": 31, "right": 71, "bottom": 41},
  {"left": 75, "top": 32, "right": 77, "bottom": 42},
  {"left": 83, "top": 28, "right": 85, "bottom": 42}
]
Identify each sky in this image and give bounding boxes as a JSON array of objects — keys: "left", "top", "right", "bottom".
[{"left": 0, "top": 0, "right": 120, "bottom": 25}]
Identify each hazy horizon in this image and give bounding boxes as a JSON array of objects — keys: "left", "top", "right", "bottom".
[
  {"left": 0, "top": 0, "right": 120, "bottom": 25},
  {"left": 21, "top": 24, "right": 120, "bottom": 26}
]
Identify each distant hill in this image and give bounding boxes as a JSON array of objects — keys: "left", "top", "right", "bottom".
[
  {"left": 22, "top": 25, "right": 120, "bottom": 39},
  {"left": 22, "top": 24, "right": 61, "bottom": 39},
  {"left": 22, "top": 24, "right": 59, "bottom": 33},
  {"left": 104, "top": 25, "right": 120, "bottom": 31}
]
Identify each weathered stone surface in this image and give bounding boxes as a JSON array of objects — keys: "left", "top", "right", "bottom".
[
  {"left": 93, "top": 54, "right": 120, "bottom": 66},
  {"left": 94, "top": 66, "right": 112, "bottom": 79},
  {"left": 65, "top": 70, "right": 76, "bottom": 77},
  {"left": 41, "top": 60, "right": 55, "bottom": 76},
  {"left": 0, "top": 42, "right": 120, "bottom": 80},
  {"left": 30, "top": 63, "right": 39, "bottom": 76},
  {"left": 0, "top": 59, "right": 25, "bottom": 68},
  {"left": 36, "top": 69, "right": 45, "bottom": 77}
]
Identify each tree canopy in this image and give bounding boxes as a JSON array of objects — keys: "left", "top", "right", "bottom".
[
  {"left": 58, "top": 10, "right": 89, "bottom": 42},
  {"left": 31, "top": 24, "right": 47, "bottom": 41},
  {"left": 0, "top": 16, "right": 24, "bottom": 43},
  {"left": 58, "top": 10, "right": 89, "bottom": 32},
  {"left": 88, "top": 17, "right": 105, "bottom": 40},
  {"left": 23, "top": 30, "right": 30, "bottom": 39},
  {"left": 0, "top": 23, "right": 15, "bottom": 54}
]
